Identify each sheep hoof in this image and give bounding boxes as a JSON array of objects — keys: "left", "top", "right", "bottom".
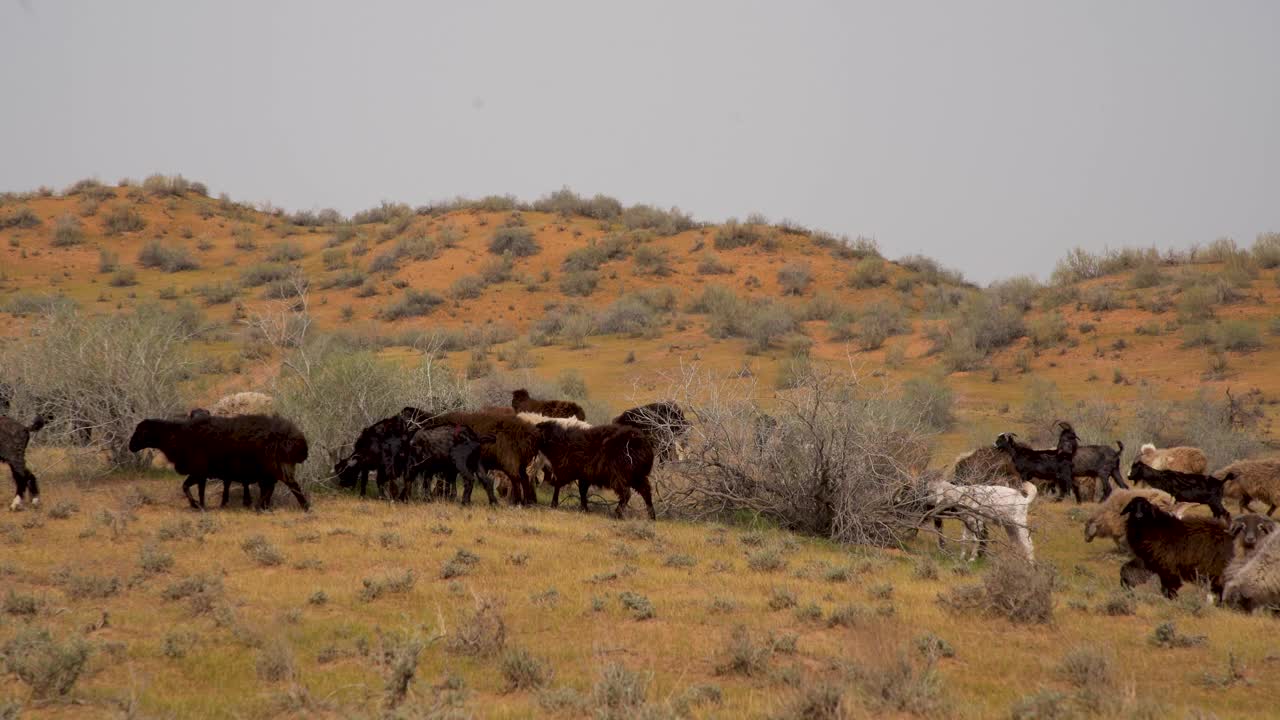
[
  {"left": 8, "top": 496, "right": 21, "bottom": 512},
  {"left": 30, "top": 496, "right": 40, "bottom": 509}
]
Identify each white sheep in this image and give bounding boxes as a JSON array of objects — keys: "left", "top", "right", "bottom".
[
  {"left": 515, "top": 411, "right": 592, "bottom": 431},
  {"left": 927, "top": 478, "right": 1038, "bottom": 561},
  {"left": 1222, "top": 519, "right": 1280, "bottom": 612},
  {"left": 208, "top": 391, "right": 274, "bottom": 417},
  {"left": 1137, "top": 444, "right": 1208, "bottom": 475}
]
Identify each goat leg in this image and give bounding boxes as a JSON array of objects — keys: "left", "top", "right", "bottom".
[
  {"left": 220, "top": 480, "right": 232, "bottom": 508},
  {"left": 578, "top": 478, "right": 590, "bottom": 513},
  {"left": 637, "top": 483, "right": 656, "bottom": 521},
  {"left": 182, "top": 475, "right": 204, "bottom": 510}
]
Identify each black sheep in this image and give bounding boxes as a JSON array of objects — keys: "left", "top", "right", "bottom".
[
  {"left": 612, "top": 401, "right": 691, "bottom": 463},
  {"left": 129, "top": 414, "right": 310, "bottom": 511},
  {"left": 334, "top": 415, "right": 415, "bottom": 500},
  {"left": 533, "top": 421, "right": 657, "bottom": 520},
  {"left": 2, "top": 414, "right": 46, "bottom": 511},
  {"left": 407, "top": 425, "right": 497, "bottom": 504},
  {"left": 1126, "top": 460, "right": 1232, "bottom": 521},
  {"left": 1120, "top": 496, "right": 1233, "bottom": 598},
  {"left": 188, "top": 408, "right": 255, "bottom": 508},
  {"left": 994, "top": 432, "right": 1078, "bottom": 502}
]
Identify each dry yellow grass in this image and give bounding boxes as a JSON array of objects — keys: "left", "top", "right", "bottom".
[{"left": 1, "top": 462, "right": 1277, "bottom": 718}]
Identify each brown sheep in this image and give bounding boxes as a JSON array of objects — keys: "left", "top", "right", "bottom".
[
  {"left": 1217, "top": 458, "right": 1280, "bottom": 516},
  {"left": 951, "top": 446, "right": 1022, "bottom": 489},
  {"left": 419, "top": 412, "right": 541, "bottom": 506},
  {"left": 1138, "top": 444, "right": 1208, "bottom": 475},
  {"left": 532, "top": 421, "right": 656, "bottom": 520},
  {"left": 1120, "top": 496, "right": 1233, "bottom": 599},
  {"left": 1083, "top": 488, "right": 1178, "bottom": 550},
  {"left": 511, "top": 389, "right": 586, "bottom": 422}
]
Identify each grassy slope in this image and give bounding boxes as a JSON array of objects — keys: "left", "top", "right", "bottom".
[
  {"left": 3, "top": 186, "right": 1280, "bottom": 717},
  {"left": 2, "top": 473, "right": 1278, "bottom": 719}
]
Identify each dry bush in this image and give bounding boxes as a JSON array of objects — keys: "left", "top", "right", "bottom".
[
  {"left": 777, "top": 261, "right": 814, "bottom": 295},
  {"left": 489, "top": 226, "right": 539, "bottom": 256},
  {"left": 662, "top": 366, "right": 933, "bottom": 546},
  {"left": 50, "top": 214, "right": 85, "bottom": 247},
  {"left": 102, "top": 203, "right": 146, "bottom": 235},
  {"left": 939, "top": 556, "right": 1055, "bottom": 624},
  {"left": 447, "top": 595, "right": 507, "bottom": 657},
  {"left": 0, "top": 627, "right": 91, "bottom": 699}
]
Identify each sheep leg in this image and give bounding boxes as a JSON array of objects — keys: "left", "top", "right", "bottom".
[
  {"left": 9, "top": 463, "right": 32, "bottom": 510},
  {"left": 518, "top": 466, "right": 537, "bottom": 507},
  {"left": 551, "top": 484, "right": 562, "bottom": 508},
  {"left": 278, "top": 468, "right": 310, "bottom": 512},
  {"left": 357, "top": 469, "right": 369, "bottom": 498},
  {"left": 1209, "top": 497, "right": 1231, "bottom": 521},
  {"left": 1239, "top": 492, "right": 1254, "bottom": 514},
  {"left": 181, "top": 475, "right": 205, "bottom": 510},
  {"left": 578, "top": 478, "right": 591, "bottom": 513},
  {"left": 1005, "top": 523, "right": 1034, "bottom": 562},
  {"left": 1110, "top": 465, "right": 1128, "bottom": 490},
  {"left": 1097, "top": 473, "right": 1113, "bottom": 502},
  {"left": 637, "top": 482, "right": 656, "bottom": 521},
  {"left": 614, "top": 485, "right": 632, "bottom": 519},
  {"left": 242, "top": 483, "right": 253, "bottom": 508},
  {"left": 1157, "top": 573, "right": 1182, "bottom": 599},
  {"left": 257, "top": 477, "right": 277, "bottom": 511},
  {"left": 220, "top": 480, "right": 232, "bottom": 508},
  {"left": 473, "top": 468, "right": 498, "bottom": 506},
  {"left": 933, "top": 517, "right": 946, "bottom": 549}
]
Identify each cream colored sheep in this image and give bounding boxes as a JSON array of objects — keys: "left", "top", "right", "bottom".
[
  {"left": 1083, "top": 488, "right": 1177, "bottom": 550},
  {"left": 1223, "top": 522, "right": 1280, "bottom": 612},
  {"left": 515, "top": 411, "right": 592, "bottom": 431},
  {"left": 208, "top": 391, "right": 274, "bottom": 417},
  {"left": 1137, "top": 444, "right": 1208, "bottom": 475},
  {"left": 1218, "top": 458, "right": 1280, "bottom": 516}
]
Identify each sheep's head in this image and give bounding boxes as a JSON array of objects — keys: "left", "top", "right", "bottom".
[
  {"left": 1230, "top": 514, "right": 1276, "bottom": 553},
  {"left": 1120, "top": 496, "right": 1155, "bottom": 520},
  {"left": 1126, "top": 459, "right": 1150, "bottom": 482},
  {"left": 127, "top": 420, "right": 162, "bottom": 453},
  {"left": 188, "top": 408, "right": 211, "bottom": 419},
  {"left": 333, "top": 454, "right": 361, "bottom": 488},
  {"left": 993, "top": 433, "right": 1014, "bottom": 451},
  {"left": 511, "top": 389, "right": 531, "bottom": 406}
]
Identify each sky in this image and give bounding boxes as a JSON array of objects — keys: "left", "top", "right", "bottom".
[{"left": 1, "top": 1, "right": 1278, "bottom": 283}]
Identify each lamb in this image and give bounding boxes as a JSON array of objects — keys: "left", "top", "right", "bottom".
[
  {"left": 128, "top": 414, "right": 310, "bottom": 511},
  {"left": 1138, "top": 443, "right": 1208, "bottom": 475},
  {"left": 532, "top": 421, "right": 657, "bottom": 520},
  {"left": 406, "top": 426, "right": 497, "bottom": 505},
  {"left": 994, "top": 432, "right": 1078, "bottom": 502},
  {"left": 418, "top": 412, "right": 543, "bottom": 506},
  {"left": 516, "top": 411, "right": 592, "bottom": 430},
  {"left": 1083, "top": 488, "right": 1178, "bottom": 550},
  {"left": 1216, "top": 459, "right": 1280, "bottom": 516},
  {"left": 612, "top": 401, "right": 691, "bottom": 463},
  {"left": 2, "top": 414, "right": 46, "bottom": 511},
  {"left": 1119, "top": 496, "right": 1233, "bottom": 598},
  {"left": 511, "top": 389, "right": 586, "bottom": 421},
  {"left": 334, "top": 415, "right": 415, "bottom": 500},
  {"left": 1055, "top": 422, "right": 1127, "bottom": 501},
  {"left": 208, "top": 391, "right": 274, "bottom": 417},
  {"left": 1222, "top": 517, "right": 1280, "bottom": 612},
  {"left": 1126, "top": 460, "right": 1232, "bottom": 520},
  {"left": 925, "top": 478, "right": 1038, "bottom": 561}
]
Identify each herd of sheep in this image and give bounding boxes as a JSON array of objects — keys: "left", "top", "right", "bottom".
[{"left": 3, "top": 388, "right": 1280, "bottom": 614}]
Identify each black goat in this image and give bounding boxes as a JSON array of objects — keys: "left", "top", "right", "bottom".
[
  {"left": 1127, "top": 460, "right": 1232, "bottom": 521},
  {"left": 1056, "top": 422, "right": 1127, "bottom": 501},
  {"left": 612, "top": 401, "right": 691, "bottom": 463},
  {"left": 2, "top": 414, "right": 46, "bottom": 511},
  {"left": 994, "top": 432, "right": 1078, "bottom": 502},
  {"left": 129, "top": 414, "right": 310, "bottom": 511},
  {"left": 407, "top": 426, "right": 497, "bottom": 504},
  {"left": 334, "top": 415, "right": 415, "bottom": 500}
]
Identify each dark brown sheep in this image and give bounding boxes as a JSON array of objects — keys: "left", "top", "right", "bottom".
[
  {"left": 2, "top": 414, "right": 46, "bottom": 511},
  {"left": 418, "top": 412, "right": 542, "bottom": 506},
  {"left": 1120, "top": 496, "right": 1233, "bottom": 598},
  {"left": 129, "top": 414, "right": 310, "bottom": 511},
  {"left": 532, "top": 421, "right": 656, "bottom": 520},
  {"left": 511, "top": 389, "right": 586, "bottom": 422}
]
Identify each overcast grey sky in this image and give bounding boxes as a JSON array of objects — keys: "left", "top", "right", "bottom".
[{"left": 2, "top": 1, "right": 1277, "bottom": 283}]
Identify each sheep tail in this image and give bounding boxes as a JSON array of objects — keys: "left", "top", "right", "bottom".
[
  {"left": 1022, "top": 482, "right": 1039, "bottom": 504},
  {"left": 1115, "top": 440, "right": 1124, "bottom": 453}
]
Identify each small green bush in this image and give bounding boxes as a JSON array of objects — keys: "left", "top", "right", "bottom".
[
  {"left": 489, "top": 226, "right": 540, "bottom": 257},
  {"left": 240, "top": 262, "right": 292, "bottom": 287},
  {"left": 1217, "top": 320, "right": 1262, "bottom": 352},
  {"left": 632, "top": 245, "right": 672, "bottom": 276},
  {"left": 50, "top": 214, "right": 85, "bottom": 247},
  {"left": 697, "top": 251, "right": 733, "bottom": 275},
  {"left": 266, "top": 242, "right": 305, "bottom": 263},
  {"left": 0, "top": 627, "right": 91, "bottom": 699},
  {"left": 777, "top": 262, "right": 814, "bottom": 296},
  {"left": 382, "top": 289, "right": 444, "bottom": 320},
  {"left": 102, "top": 204, "right": 146, "bottom": 235},
  {"left": 847, "top": 257, "right": 888, "bottom": 289},
  {"left": 559, "top": 270, "right": 599, "bottom": 297},
  {"left": 450, "top": 275, "right": 487, "bottom": 300},
  {"left": 137, "top": 240, "right": 199, "bottom": 272}
]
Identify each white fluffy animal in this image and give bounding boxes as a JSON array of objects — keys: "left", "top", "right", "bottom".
[
  {"left": 515, "top": 411, "right": 592, "bottom": 431},
  {"left": 209, "top": 391, "right": 274, "bottom": 417},
  {"left": 927, "top": 478, "right": 1038, "bottom": 561}
]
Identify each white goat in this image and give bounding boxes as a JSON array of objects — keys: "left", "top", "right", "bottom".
[{"left": 927, "top": 478, "right": 1038, "bottom": 561}]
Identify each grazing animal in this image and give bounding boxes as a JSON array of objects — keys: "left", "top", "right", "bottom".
[
  {"left": 511, "top": 389, "right": 586, "bottom": 422},
  {"left": 128, "top": 414, "right": 310, "bottom": 511},
  {"left": 1120, "top": 496, "right": 1233, "bottom": 599},
  {"left": 994, "top": 432, "right": 1078, "bottom": 502},
  {"left": 951, "top": 447, "right": 1022, "bottom": 488},
  {"left": 532, "top": 421, "right": 656, "bottom": 520},
  {"left": 335, "top": 415, "right": 416, "bottom": 500},
  {"left": 1126, "top": 460, "right": 1231, "bottom": 520},
  {"left": 1138, "top": 443, "right": 1208, "bottom": 475},
  {"left": 612, "top": 401, "right": 691, "bottom": 463},
  {"left": 418, "top": 412, "right": 543, "bottom": 506},
  {"left": 1055, "top": 422, "right": 1127, "bottom": 501},
  {"left": 925, "top": 478, "right": 1038, "bottom": 561},
  {"left": 208, "top": 391, "right": 274, "bottom": 417},
  {"left": 1216, "top": 458, "right": 1280, "bottom": 516},
  {"left": 1083, "top": 488, "right": 1179, "bottom": 550},
  {"left": 2, "top": 415, "right": 47, "bottom": 511},
  {"left": 1222, "top": 517, "right": 1280, "bottom": 612},
  {"left": 407, "top": 426, "right": 497, "bottom": 505}
]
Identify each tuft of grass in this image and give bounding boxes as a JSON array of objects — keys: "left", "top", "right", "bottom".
[
  {"left": 619, "top": 591, "right": 656, "bottom": 620},
  {"left": 1057, "top": 645, "right": 1114, "bottom": 689},
  {"left": 382, "top": 289, "right": 443, "bottom": 320},
  {"left": 60, "top": 571, "right": 120, "bottom": 600},
  {"left": 1149, "top": 622, "right": 1206, "bottom": 648},
  {"left": 447, "top": 595, "right": 507, "bottom": 657},
  {"left": 441, "top": 548, "right": 480, "bottom": 579},
  {"left": 939, "top": 556, "right": 1055, "bottom": 624},
  {"left": 592, "top": 662, "right": 653, "bottom": 717},
  {"left": 715, "top": 625, "right": 772, "bottom": 676},
  {"left": 50, "top": 214, "right": 85, "bottom": 247},
  {"left": 855, "top": 652, "right": 948, "bottom": 716},
  {"left": 0, "top": 627, "right": 91, "bottom": 699},
  {"left": 1097, "top": 592, "right": 1136, "bottom": 616},
  {"left": 826, "top": 604, "right": 868, "bottom": 628},
  {"left": 914, "top": 632, "right": 955, "bottom": 660},
  {"left": 664, "top": 553, "right": 697, "bottom": 568},
  {"left": 360, "top": 570, "right": 416, "bottom": 602},
  {"left": 501, "top": 647, "right": 554, "bottom": 691},
  {"left": 768, "top": 586, "right": 797, "bottom": 611},
  {"left": 137, "top": 240, "right": 199, "bottom": 272},
  {"left": 489, "top": 226, "right": 540, "bottom": 256},
  {"left": 3, "top": 590, "right": 41, "bottom": 617},
  {"left": 255, "top": 637, "right": 296, "bottom": 683},
  {"left": 241, "top": 535, "right": 284, "bottom": 566},
  {"left": 747, "top": 548, "right": 786, "bottom": 572},
  {"left": 139, "top": 544, "right": 175, "bottom": 576}
]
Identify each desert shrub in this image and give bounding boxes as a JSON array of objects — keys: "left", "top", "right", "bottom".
[
  {"left": 479, "top": 253, "right": 514, "bottom": 284},
  {"left": 848, "top": 257, "right": 888, "bottom": 289},
  {"left": 266, "top": 242, "right": 305, "bottom": 263},
  {"left": 939, "top": 556, "right": 1055, "bottom": 624},
  {"left": 856, "top": 301, "right": 908, "bottom": 351},
  {"left": 0, "top": 627, "right": 90, "bottom": 699},
  {"left": 990, "top": 275, "right": 1040, "bottom": 311},
  {"left": 898, "top": 254, "right": 966, "bottom": 286},
  {"left": 902, "top": 374, "right": 954, "bottom": 431},
  {"left": 620, "top": 204, "right": 696, "bottom": 235},
  {"left": 746, "top": 301, "right": 796, "bottom": 353},
  {"left": 382, "top": 289, "right": 443, "bottom": 320},
  {"left": 137, "top": 240, "right": 199, "bottom": 272},
  {"left": 1082, "top": 285, "right": 1121, "bottom": 311},
  {"left": 447, "top": 595, "right": 507, "bottom": 656},
  {"left": 49, "top": 214, "right": 85, "bottom": 247},
  {"left": 502, "top": 648, "right": 553, "bottom": 691},
  {"left": 351, "top": 201, "right": 412, "bottom": 225},
  {"left": 359, "top": 570, "right": 416, "bottom": 601},
  {"left": 489, "top": 226, "right": 539, "bottom": 256},
  {"left": 697, "top": 251, "right": 733, "bottom": 275},
  {"left": 450, "top": 275, "right": 486, "bottom": 300},
  {"left": 142, "top": 174, "right": 206, "bottom": 197},
  {"left": 109, "top": 267, "right": 138, "bottom": 287},
  {"left": 854, "top": 652, "right": 947, "bottom": 716},
  {"left": 632, "top": 244, "right": 672, "bottom": 276},
  {"left": 715, "top": 626, "right": 772, "bottom": 676},
  {"left": 920, "top": 283, "right": 965, "bottom": 315},
  {"left": 1130, "top": 261, "right": 1165, "bottom": 288},
  {"left": 714, "top": 219, "right": 767, "bottom": 249},
  {"left": 559, "top": 270, "right": 599, "bottom": 297},
  {"left": 242, "top": 535, "right": 284, "bottom": 566},
  {"left": 0, "top": 206, "right": 41, "bottom": 229},
  {"left": 1217, "top": 320, "right": 1262, "bottom": 352},
  {"left": 533, "top": 187, "right": 622, "bottom": 220},
  {"left": 596, "top": 295, "right": 663, "bottom": 336},
  {"left": 1182, "top": 388, "right": 1262, "bottom": 468},
  {"left": 1029, "top": 312, "right": 1069, "bottom": 348},
  {"left": 238, "top": 263, "right": 291, "bottom": 288},
  {"left": 1178, "top": 284, "right": 1217, "bottom": 321},
  {"left": 65, "top": 178, "right": 116, "bottom": 201},
  {"left": 1, "top": 307, "right": 192, "bottom": 465},
  {"left": 101, "top": 204, "right": 146, "bottom": 234},
  {"left": 592, "top": 662, "right": 654, "bottom": 718},
  {"left": 777, "top": 261, "right": 814, "bottom": 296},
  {"left": 1252, "top": 232, "right": 1280, "bottom": 268}
]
